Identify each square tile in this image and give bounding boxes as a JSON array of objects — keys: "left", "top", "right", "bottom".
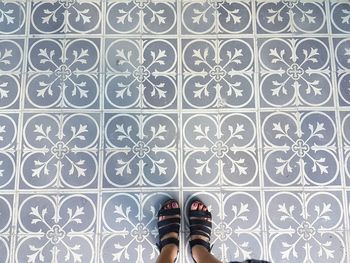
[
  {"left": 258, "top": 37, "right": 333, "bottom": 108},
  {"left": 103, "top": 113, "right": 178, "bottom": 188},
  {"left": 182, "top": 0, "right": 253, "bottom": 34},
  {"left": 25, "top": 38, "right": 100, "bottom": 109},
  {"left": 331, "top": 1, "right": 350, "bottom": 34},
  {"left": 265, "top": 191, "right": 347, "bottom": 263},
  {"left": 183, "top": 113, "right": 258, "bottom": 187},
  {"left": 182, "top": 38, "right": 255, "bottom": 109},
  {"left": 182, "top": 190, "right": 264, "bottom": 262},
  {"left": 0, "top": 113, "right": 18, "bottom": 189},
  {"left": 0, "top": 194, "right": 14, "bottom": 263},
  {"left": 106, "top": 0, "right": 177, "bottom": 34},
  {"left": 30, "top": 0, "right": 102, "bottom": 34},
  {"left": 256, "top": 1, "right": 327, "bottom": 34},
  {"left": 16, "top": 193, "right": 97, "bottom": 263},
  {"left": 100, "top": 191, "right": 179, "bottom": 263},
  {"left": 20, "top": 113, "right": 100, "bottom": 189},
  {"left": 0, "top": 1, "right": 26, "bottom": 35},
  {"left": 333, "top": 37, "right": 350, "bottom": 106},
  {"left": 341, "top": 112, "right": 350, "bottom": 185},
  {"left": 261, "top": 111, "right": 340, "bottom": 186},
  {"left": 104, "top": 38, "right": 177, "bottom": 109}
]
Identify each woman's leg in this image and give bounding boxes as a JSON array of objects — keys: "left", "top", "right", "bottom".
[
  {"left": 155, "top": 201, "right": 180, "bottom": 263},
  {"left": 190, "top": 201, "right": 222, "bottom": 263}
]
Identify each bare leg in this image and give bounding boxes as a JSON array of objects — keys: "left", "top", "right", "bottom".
[
  {"left": 156, "top": 201, "right": 180, "bottom": 263},
  {"left": 190, "top": 201, "right": 222, "bottom": 263}
]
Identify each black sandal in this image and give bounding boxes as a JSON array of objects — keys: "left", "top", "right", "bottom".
[
  {"left": 188, "top": 199, "right": 213, "bottom": 261},
  {"left": 156, "top": 199, "right": 181, "bottom": 259}
]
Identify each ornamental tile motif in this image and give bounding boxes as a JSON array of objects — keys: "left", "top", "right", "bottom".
[
  {"left": 183, "top": 39, "right": 254, "bottom": 109},
  {"left": 21, "top": 113, "right": 99, "bottom": 189},
  {"left": 30, "top": 0, "right": 102, "bottom": 34},
  {"left": 104, "top": 113, "right": 178, "bottom": 187},
  {"left": 257, "top": 0, "right": 326, "bottom": 33},
  {"left": 183, "top": 113, "right": 257, "bottom": 186},
  {"left": 262, "top": 111, "right": 339, "bottom": 186},
  {"left": 105, "top": 39, "right": 177, "bottom": 109},
  {"left": 16, "top": 194, "right": 97, "bottom": 263},
  {"left": 26, "top": 38, "right": 100, "bottom": 109},
  {"left": 259, "top": 38, "right": 332, "bottom": 107},
  {"left": 266, "top": 191, "right": 345, "bottom": 263}
]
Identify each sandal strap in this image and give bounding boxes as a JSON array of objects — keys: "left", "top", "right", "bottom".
[
  {"left": 189, "top": 239, "right": 212, "bottom": 252},
  {"left": 158, "top": 224, "right": 180, "bottom": 238},
  {"left": 158, "top": 208, "right": 180, "bottom": 217},
  {"left": 157, "top": 237, "right": 179, "bottom": 251},
  {"left": 189, "top": 210, "right": 211, "bottom": 218},
  {"left": 158, "top": 217, "right": 180, "bottom": 228},
  {"left": 189, "top": 219, "right": 212, "bottom": 228},
  {"left": 190, "top": 224, "right": 211, "bottom": 235}
]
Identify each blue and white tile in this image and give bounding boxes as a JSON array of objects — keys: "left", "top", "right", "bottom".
[
  {"left": 16, "top": 193, "right": 97, "bottom": 263},
  {"left": 256, "top": 0, "right": 327, "bottom": 34},
  {"left": 0, "top": 1, "right": 26, "bottom": 35},
  {"left": 261, "top": 111, "right": 340, "bottom": 186},
  {"left": 258, "top": 37, "right": 333, "bottom": 107},
  {"left": 334, "top": 37, "right": 350, "bottom": 106},
  {"left": 106, "top": 0, "right": 177, "bottom": 34},
  {"left": 104, "top": 113, "right": 178, "bottom": 188},
  {"left": 183, "top": 191, "right": 264, "bottom": 263},
  {"left": 331, "top": 1, "right": 350, "bottom": 34},
  {"left": 25, "top": 38, "right": 100, "bottom": 109},
  {"left": 183, "top": 113, "right": 258, "bottom": 187},
  {"left": 30, "top": 0, "right": 102, "bottom": 34},
  {"left": 0, "top": 194, "right": 14, "bottom": 263},
  {"left": 182, "top": 0, "right": 252, "bottom": 34},
  {"left": 341, "top": 112, "right": 350, "bottom": 185},
  {"left": 0, "top": 114, "right": 18, "bottom": 189},
  {"left": 20, "top": 113, "right": 99, "bottom": 189},
  {"left": 100, "top": 191, "right": 179, "bottom": 263},
  {"left": 104, "top": 38, "right": 177, "bottom": 109},
  {"left": 266, "top": 191, "right": 347, "bottom": 263},
  {"left": 182, "top": 38, "right": 254, "bottom": 109}
]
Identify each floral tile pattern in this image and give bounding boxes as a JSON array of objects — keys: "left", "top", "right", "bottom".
[{"left": 1, "top": 1, "right": 350, "bottom": 263}]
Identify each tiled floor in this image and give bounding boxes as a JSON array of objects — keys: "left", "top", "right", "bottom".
[{"left": 0, "top": 1, "right": 350, "bottom": 263}]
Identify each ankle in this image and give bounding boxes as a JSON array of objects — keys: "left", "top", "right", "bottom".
[
  {"left": 160, "top": 244, "right": 178, "bottom": 260},
  {"left": 192, "top": 245, "right": 210, "bottom": 261}
]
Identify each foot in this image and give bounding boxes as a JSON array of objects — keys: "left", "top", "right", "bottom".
[
  {"left": 158, "top": 200, "right": 180, "bottom": 260},
  {"left": 190, "top": 200, "right": 212, "bottom": 262}
]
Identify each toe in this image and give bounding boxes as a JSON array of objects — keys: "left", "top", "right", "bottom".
[
  {"left": 198, "top": 203, "right": 204, "bottom": 211},
  {"left": 172, "top": 202, "right": 178, "bottom": 208},
  {"left": 191, "top": 202, "right": 198, "bottom": 210}
]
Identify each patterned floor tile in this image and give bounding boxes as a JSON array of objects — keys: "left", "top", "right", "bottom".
[
  {"left": 0, "top": 194, "right": 14, "bottom": 263},
  {"left": 30, "top": 1, "right": 102, "bottom": 34},
  {"left": 100, "top": 191, "right": 179, "bottom": 263},
  {"left": 20, "top": 113, "right": 100, "bottom": 189},
  {"left": 25, "top": 38, "right": 100, "bottom": 109},
  {"left": 104, "top": 38, "right": 177, "bottom": 109},
  {"left": 256, "top": 1, "right": 327, "bottom": 34},
  {"left": 258, "top": 37, "right": 333, "bottom": 108},
  {"left": 265, "top": 191, "right": 347, "bottom": 263},
  {"left": 0, "top": 1, "right": 26, "bottom": 35},
  {"left": 341, "top": 112, "right": 350, "bottom": 185},
  {"left": 104, "top": 113, "right": 178, "bottom": 188},
  {"left": 183, "top": 190, "right": 264, "bottom": 262},
  {"left": 261, "top": 111, "right": 340, "bottom": 186},
  {"left": 334, "top": 37, "right": 350, "bottom": 106},
  {"left": 331, "top": 1, "right": 350, "bottom": 34},
  {"left": 106, "top": 0, "right": 177, "bottom": 34},
  {"left": 16, "top": 193, "right": 97, "bottom": 263},
  {"left": 183, "top": 113, "right": 258, "bottom": 187},
  {"left": 182, "top": 0, "right": 252, "bottom": 34},
  {"left": 0, "top": 114, "right": 18, "bottom": 189},
  {"left": 182, "top": 38, "right": 255, "bottom": 109}
]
